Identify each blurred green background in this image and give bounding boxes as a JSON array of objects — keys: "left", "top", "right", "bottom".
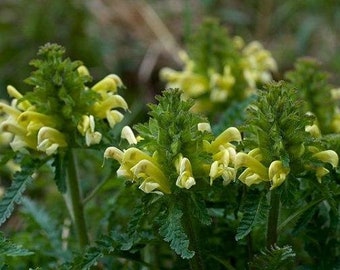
[{"left": 0, "top": 0, "right": 339, "bottom": 104}]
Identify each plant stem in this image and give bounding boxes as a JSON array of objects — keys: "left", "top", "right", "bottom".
[
  {"left": 266, "top": 189, "right": 280, "bottom": 248},
  {"left": 182, "top": 195, "right": 205, "bottom": 270},
  {"left": 66, "top": 149, "right": 89, "bottom": 249}
]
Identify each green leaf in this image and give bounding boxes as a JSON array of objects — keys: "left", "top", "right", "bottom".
[
  {"left": 249, "top": 244, "right": 295, "bottom": 270},
  {"left": 0, "top": 232, "right": 33, "bottom": 257},
  {"left": 278, "top": 190, "right": 340, "bottom": 233},
  {"left": 191, "top": 193, "right": 212, "bottom": 226},
  {"left": 158, "top": 204, "right": 195, "bottom": 259},
  {"left": 235, "top": 192, "right": 270, "bottom": 241},
  {"left": 52, "top": 152, "right": 67, "bottom": 193},
  {"left": 20, "top": 197, "right": 62, "bottom": 253},
  {"left": 0, "top": 157, "right": 39, "bottom": 226},
  {"left": 69, "top": 247, "right": 103, "bottom": 270}
]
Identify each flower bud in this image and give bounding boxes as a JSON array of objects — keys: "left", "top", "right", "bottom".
[
  {"left": 121, "top": 126, "right": 138, "bottom": 145},
  {"left": 268, "top": 160, "right": 290, "bottom": 189}
]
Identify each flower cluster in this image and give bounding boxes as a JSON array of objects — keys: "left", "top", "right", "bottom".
[
  {"left": 104, "top": 90, "right": 242, "bottom": 194},
  {"left": 236, "top": 82, "right": 338, "bottom": 189},
  {"left": 284, "top": 58, "right": 336, "bottom": 134},
  {"left": 160, "top": 19, "right": 276, "bottom": 114},
  {"left": 0, "top": 44, "right": 128, "bottom": 155}
]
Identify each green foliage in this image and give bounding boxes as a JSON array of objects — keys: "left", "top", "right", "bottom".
[
  {"left": 0, "top": 232, "right": 33, "bottom": 257},
  {"left": 235, "top": 191, "right": 270, "bottom": 241},
  {"left": 285, "top": 58, "right": 335, "bottom": 133},
  {"left": 157, "top": 202, "right": 195, "bottom": 259},
  {"left": 0, "top": 155, "right": 44, "bottom": 226},
  {"left": 51, "top": 152, "right": 67, "bottom": 193},
  {"left": 0, "top": 8, "right": 339, "bottom": 268},
  {"left": 213, "top": 95, "right": 255, "bottom": 134},
  {"left": 20, "top": 197, "right": 63, "bottom": 256},
  {"left": 243, "top": 81, "right": 313, "bottom": 166},
  {"left": 23, "top": 43, "right": 97, "bottom": 132},
  {"left": 134, "top": 89, "right": 212, "bottom": 179},
  {"left": 188, "top": 18, "right": 239, "bottom": 77},
  {"left": 249, "top": 244, "right": 296, "bottom": 270}
]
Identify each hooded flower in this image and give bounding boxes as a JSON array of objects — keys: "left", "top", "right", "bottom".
[
  {"left": 268, "top": 160, "right": 290, "bottom": 189},
  {"left": 311, "top": 149, "right": 338, "bottom": 183},
  {"left": 203, "top": 127, "right": 242, "bottom": 185},
  {"left": 175, "top": 155, "right": 196, "bottom": 189},
  {"left": 235, "top": 148, "right": 269, "bottom": 187},
  {"left": 104, "top": 147, "right": 171, "bottom": 194}
]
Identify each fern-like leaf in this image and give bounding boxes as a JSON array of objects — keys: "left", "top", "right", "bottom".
[
  {"left": 249, "top": 244, "right": 295, "bottom": 269},
  {"left": 69, "top": 246, "right": 103, "bottom": 270},
  {"left": 20, "top": 197, "right": 63, "bottom": 253},
  {"left": 158, "top": 205, "right": 195, "bottom": 259},
  {"left": 52, "top": 153, "right": 67, "bottom": 193},
  {"left": 235, "top": 192, "right": 270, "bottom": 241},
  {"left": 0, "top": 232, "right": 33, "bottom": 257},
  {"left": 0, "top": 156, "right": 41, "bottom": 226}
]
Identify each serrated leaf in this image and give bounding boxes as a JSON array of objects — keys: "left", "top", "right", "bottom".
[
  {"left": 0, "top": 232, "right": 33, "bottom": 257},
  {"left": 52, "top": 153, "right": 67, "bottom": 193},
  {"left": 69, "top": 247, "right": 103, "bottom": 270},
  {"left": 292, "top": 205, "right": 316, "bottom": 234},
  {"left": 235, "top": 192, "right": 270, "bottom": 241},
  {"left": 0, "top": 165, "right": 34, "bottom": 226},
  {"left": 20, "top": 197, "right": 62, "bottom": 252},
  {"left": 249, "top": 244, "right": 295, "bottom": 270},
  {"left": 158, "top": 205, "right": 195, "bottom": 259},
  {"left": 191, "top": 194, "right": 212, "bottom": 226}
]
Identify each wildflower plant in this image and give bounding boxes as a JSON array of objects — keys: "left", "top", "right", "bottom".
[
  {"left": 0, "top": 19, "right": 340, "bottom": 270},
  {"left": 234, "top": 81, "right": 339, "bottom": 264},
  {"left": 160, "top": 19, "right": 277, "bottom": 116},
  {"left": 285, "top": 58, "right": 336, "bottom": 134},
  {"left": 104, "top": 89, "right": 242, "bottom": 265},
  {"left": 0, "top": 43, "right": 128, "bottom": 250}
]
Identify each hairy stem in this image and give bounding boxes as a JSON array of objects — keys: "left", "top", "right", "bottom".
[
  {"left": 266, "top": 189, "right": 280, "bottom": 248},
  {"left": 182, "top": 195, "right": 205, "bottom": 270},
  {"left": 66, "top": 149, "right": 89, "bottom": 249}
]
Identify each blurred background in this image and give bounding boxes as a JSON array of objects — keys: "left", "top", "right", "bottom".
[{"left": 0, "top": 0, "right": 339, "bottom": 106}]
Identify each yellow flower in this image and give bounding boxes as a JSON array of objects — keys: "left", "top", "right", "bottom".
[
  {"left": 312, "top": 150, "right": 338, "bottom": 183},
  {"left": 17, "top": 111, "right": 56, "bottom": 135},
  {"left": 235, "top": 149, "right": 269, "bottom": 186},
  {"left": 197, "top": 122, "right": 212, "bottom": 133},
  {"left": 37, "top": 127, "right": 67, "bottom": 155},
  {"left": 77, "top": 115, "right": 102, "bottom": 146},
  {"left": 92, "top": 95, "right": 128, "bottom": 128},
  {"left": 312, "top": 150, "right": 338, "bottom": 168},
  {"left": 241, "top": 41, "right": 277, "bottom": 90},
  {"left": 209, "top": 148, "right": 236, "bottom": 185},
  {"left": 104, "top": 146, "right": 124, "bottom": 163},
  {"left": 89, "top": 74, "right": 128, "bottom": 128},
  {"left": 160, "top": 51, "right": 209, "bottom": 99},
  {"left": 131, "top": 160, "right": 170, "bottom": 194},
  {"left": 305, "top": 124, "right": 321, "bottom": 138},
  {"left": 268, "top": 160, "right": 290, "bottom": 190},
  {"left": 6, "top": 85, "right": 32, "bottom": 111},
  {"left": 175, "top": 155, "right": 196, "bottom": 189},
  {"left": 207, "top": 127, "right": 242, "bottom": 153},
  {"left": 104, "top": 147, "right": 171, "bottom": 194},
  {"left": 209, "top": 66, "right": 235, "bottom": 102},
  {"left": 205, "top": 127, "right": 241, "bottom": 185},
  {"left": 121, "top": 126, "right": 138, "bottom": 145},
  {"left": 92, "top": 74, "right": 123, "bottom": 95}
]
